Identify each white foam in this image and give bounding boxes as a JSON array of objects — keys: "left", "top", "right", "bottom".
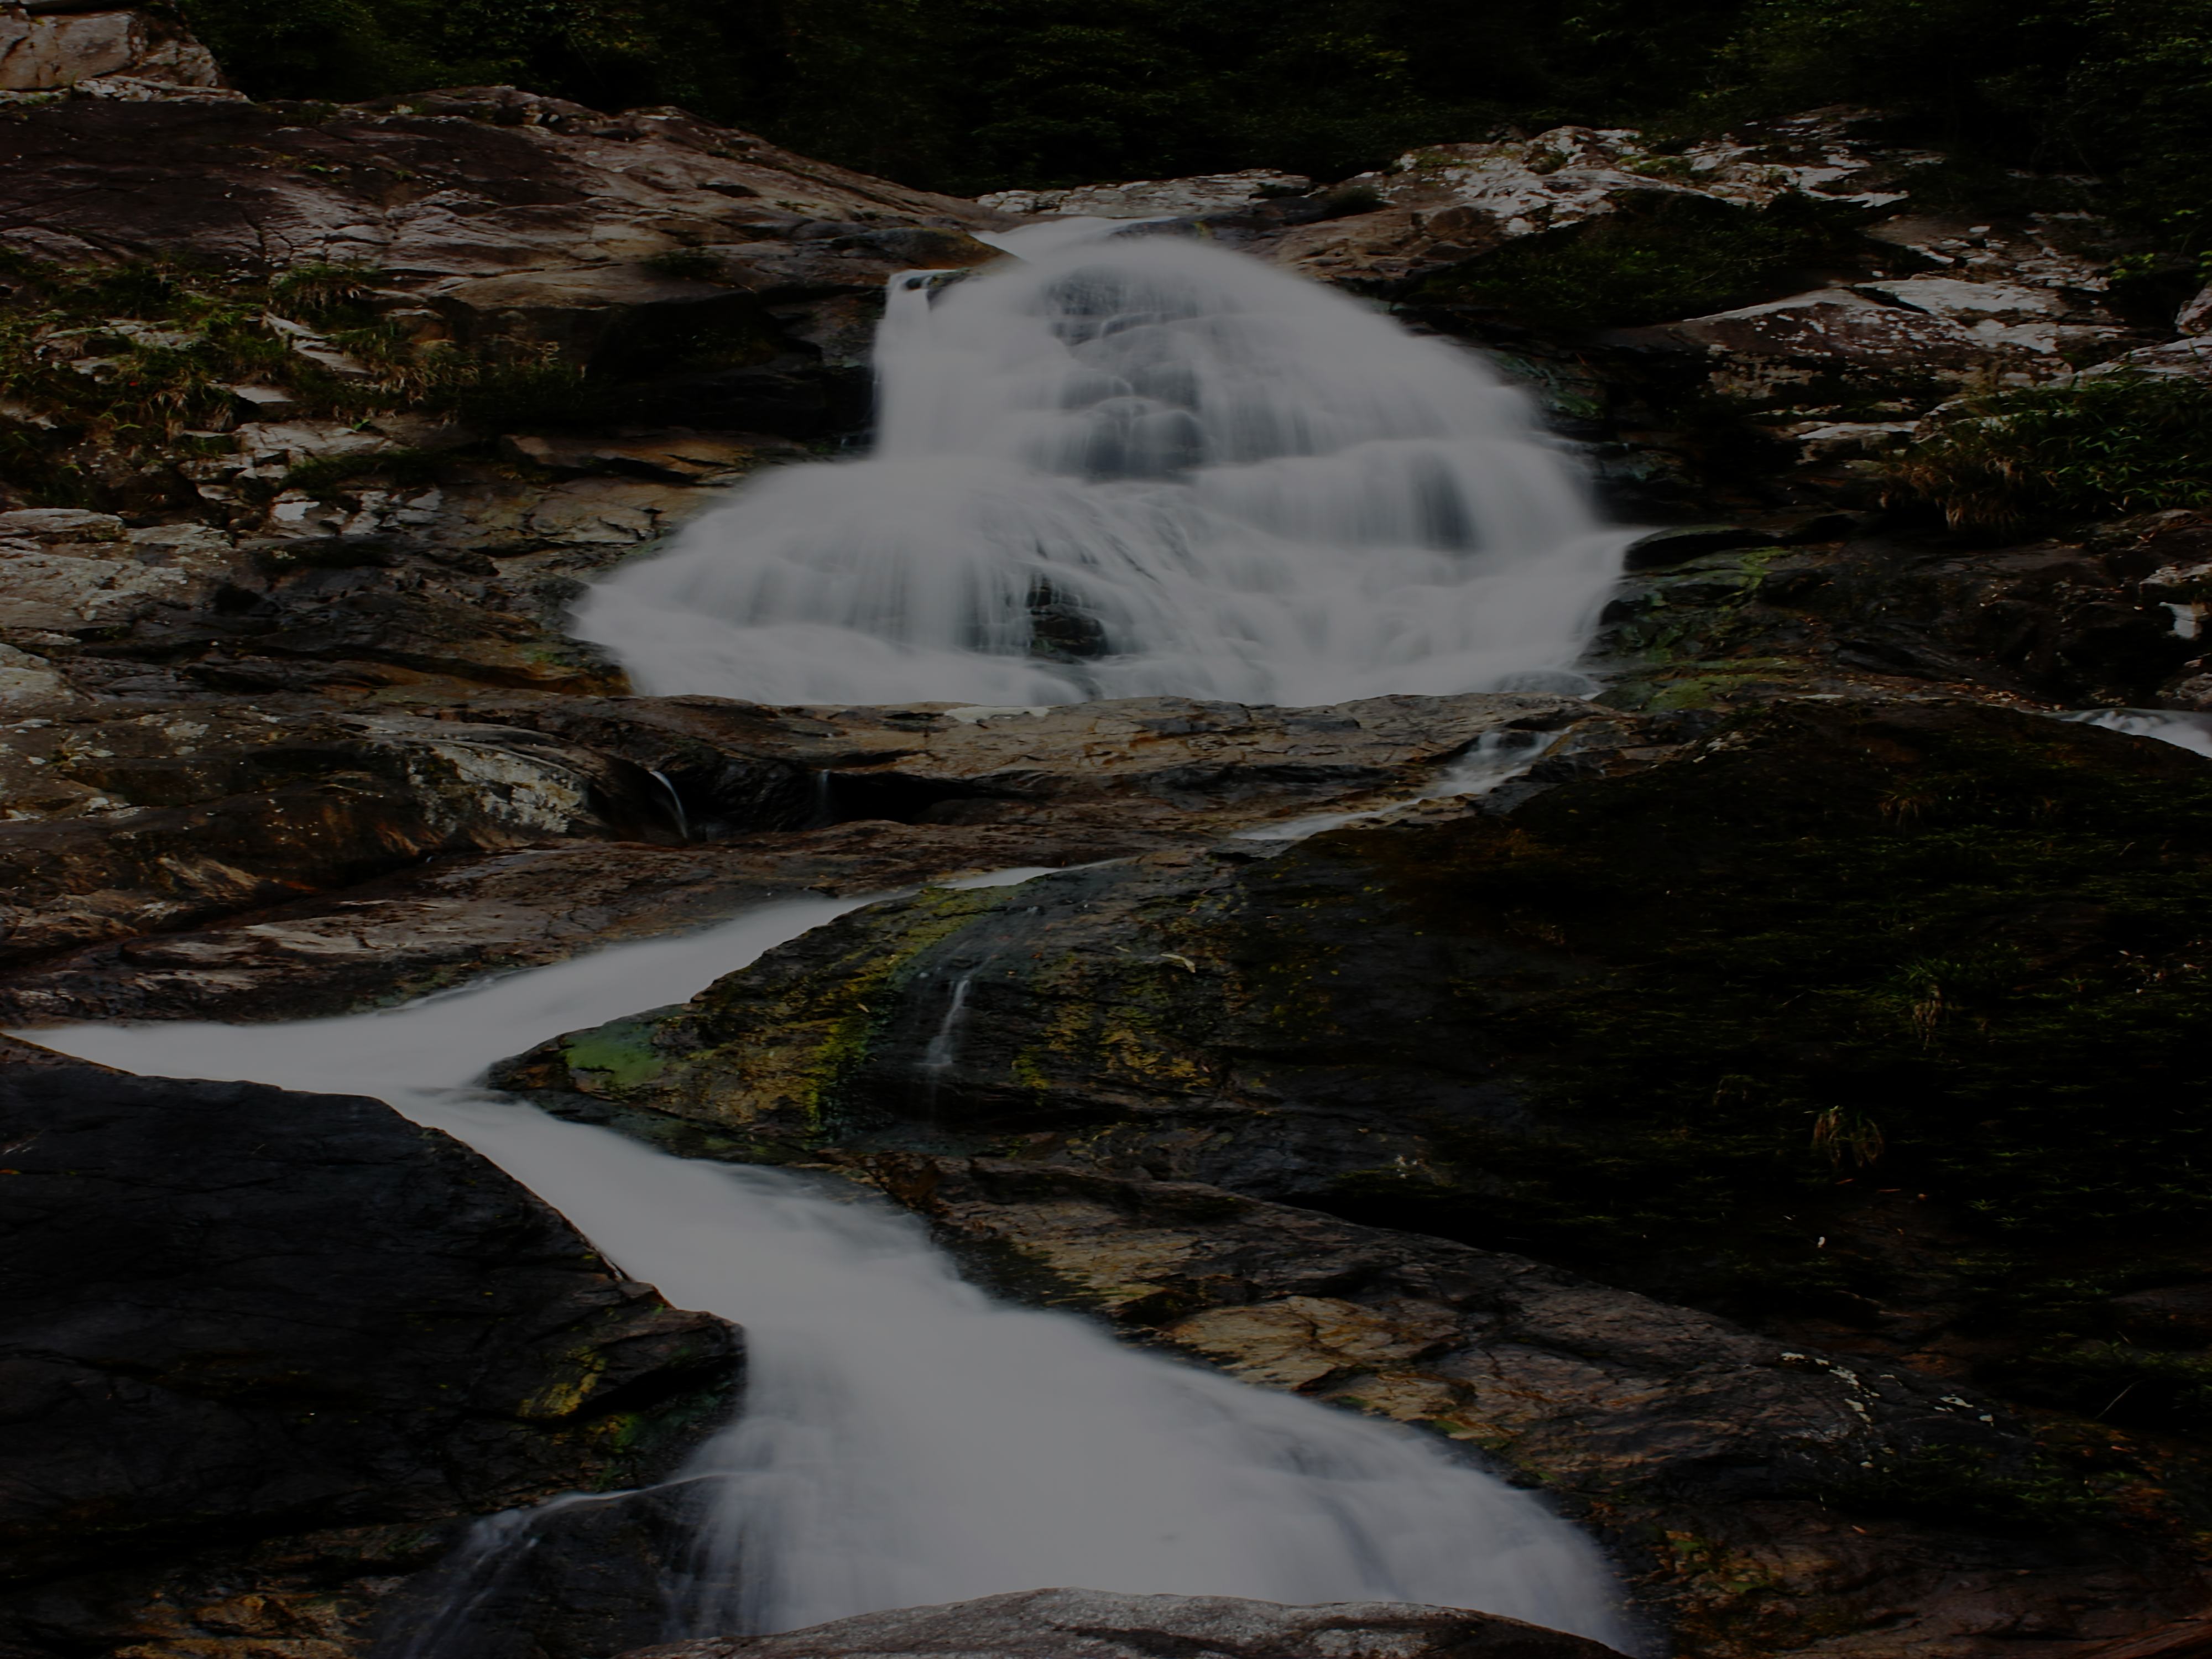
[{"left": 575, "top": 236, "right": 1627, "bottom": 708}]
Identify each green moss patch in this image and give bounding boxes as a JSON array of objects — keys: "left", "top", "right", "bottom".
[{"left": 561, "top": 1016, "right": 671, "bottom": 1091}]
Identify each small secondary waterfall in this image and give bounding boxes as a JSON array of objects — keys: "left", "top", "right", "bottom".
[
  {"left": 2062, "top": 707, "right": 2212, "bottom": 758},
  {"left": 575, "top": 230, "right": 1626, "bottom": 707},
  {"left": 32, "top": 877, "right": 1635, "bottom": 1652}
]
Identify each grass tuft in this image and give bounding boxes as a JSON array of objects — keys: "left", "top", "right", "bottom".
[{"left": 1891, "top": 374, "right": 2212, "bottom": 536}]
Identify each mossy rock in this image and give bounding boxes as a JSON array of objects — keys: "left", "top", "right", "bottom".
[{"left": 507, "top": 700, "right": 2212, "bottom": 1342}]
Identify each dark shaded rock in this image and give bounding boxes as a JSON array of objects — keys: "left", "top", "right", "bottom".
[
  {"left": 619, "top": 1588, "right": 1625, "bottom": 1659},
  {"left": 371, "top": 1482, "right": 713, "bottom": 1659},
  {"left": 548, "top": 698, "right": 2212, "bottom": 1300},
  {"left": 2111, "top": 1286, "right": 2212, "bottom": 1351},
  {"left": 0, "top": 820, "right": 1170, "bottom": 1025},
  {"left": 0, "top": 1062, "right": 738, "bottom": 1656},
  {"left": 1592, "top": 523, "right": 2200, "bottom": 712},
  {"left": 1621, "top": 524, "right": 1778, "bottom": 571}
]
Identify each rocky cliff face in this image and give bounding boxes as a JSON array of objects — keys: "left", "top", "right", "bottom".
[{"left": 5, "top": 14, "right": 2212, "bottom": 1659}]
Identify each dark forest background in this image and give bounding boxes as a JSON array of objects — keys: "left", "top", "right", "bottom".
[{"left": 178, "top": 0, "right": 2210, "bottom": 253}]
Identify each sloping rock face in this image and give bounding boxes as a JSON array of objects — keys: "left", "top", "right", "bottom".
[
  {"left": 0, "top": 690, "right": 1597, "bottom": 1020},
  {"left": 0, "top": 1062, "right": 739, "bottom": 1658},
  {"left": 498, "top": 700, "right": 2212, "bottom": 1655},
  {"left": 0, "top": 82, "right": 996, "bottom": 275},
  {"left": 621, "top": 1588, "right": 1626, "bottom": 1659}
]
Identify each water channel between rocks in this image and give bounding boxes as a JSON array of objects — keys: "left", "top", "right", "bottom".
[{"left": 32, "top": 868, "right": 1640, "bottom": 1655}]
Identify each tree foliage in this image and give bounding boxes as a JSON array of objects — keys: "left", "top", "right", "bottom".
[{"left": 178, "top": 0, "right": 2212, "bottom": 238}]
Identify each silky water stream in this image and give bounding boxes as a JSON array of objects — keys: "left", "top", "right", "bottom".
[{"left": 35, "top": 870, "right": 1637, "bottom": 1652}]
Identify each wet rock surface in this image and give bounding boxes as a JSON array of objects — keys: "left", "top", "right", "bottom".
[
  {"left": 499, "top": 699, "right": 2212, "bottom": 1654},
  {"left": 0, "top": 1062, "right": 738, "bottom": 1658},
  {"left": 0, "top": 690, "right": 1591, "bottom": 1020},
  {"left": 620, "top": 1588, "right": 1628, "bottom": 1659}
]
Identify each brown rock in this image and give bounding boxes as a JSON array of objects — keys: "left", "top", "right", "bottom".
[
  {"left": 617, "top": 1588, "right": 1625, "bottom": 1659},
  {"left": 0, "top": 6, "right": 231, "bottom": 96}
]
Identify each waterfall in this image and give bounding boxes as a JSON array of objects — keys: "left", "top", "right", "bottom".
[
  {"left": 29, "top": 875, "right": 1635, "bottom": 1652},
  {"left": 574, "top": 231, "right": 1626, "bottom": 708}
]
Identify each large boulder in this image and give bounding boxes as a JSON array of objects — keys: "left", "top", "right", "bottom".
[
  {"left": 0, "top": 1061, "right": 739, "bottom": 1656},
  {"left": 619, "top": 1588, "right": 1625, "bottom": 1659},
  {"left": 0, "top": 6, "right": 232, "bottom": 98}
]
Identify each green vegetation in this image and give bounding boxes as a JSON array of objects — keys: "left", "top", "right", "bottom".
[
  {"left": 1420, "top": 191, "right": 1866, "bottom": 332},
  {"left": 281, "top": 447, "right": 452, "bottom": 500},
  {"left": 1709, "top": 0, "right": 2212, "bottom": 259},
  {"left": 560, "top": 1017, "right": 670, "bottom": 1091},
  {"left": 1890, "top": 375, "right": 2212, "bottom": 536},
  {"left": 171, "top": 0, "right": 2212, "bottom": 265},
  {"left": 0, "top": 254, "right": 298, "bottom": 444},
  {"left": 0, "top": 253, "right": 623, "bottom": 505}
]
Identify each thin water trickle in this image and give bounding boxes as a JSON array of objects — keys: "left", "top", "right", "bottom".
[
  {"left": 575, "top": 231, "right": 1628, "bottom": 707},
  {"left": 647, "top": 768, "right": 691, "bottom": 841},
  {"left": 918, "top": 969, "right": 976, "bottom": 1072},
  {"left": 28, "top": 874, "right": 1637, "bottom": 1652}
]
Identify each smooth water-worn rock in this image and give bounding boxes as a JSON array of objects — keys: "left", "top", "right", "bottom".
[
  {"left": 620, "top": 1588, "right": 1627, "bottom": 1659},
  {"left": 0, "top": 1061, "right": 738, "bottom": 1657}
]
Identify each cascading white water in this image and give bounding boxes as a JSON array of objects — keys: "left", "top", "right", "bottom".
[
  {"left": 29, "top": 876, "right": 1636, "bottom": 1652},
  {"left": 2061, "top": 707, "right": 2212, "bottom": 758},
  {"left": 575, "top": 230, "right": 1627, "bottom": 707}
]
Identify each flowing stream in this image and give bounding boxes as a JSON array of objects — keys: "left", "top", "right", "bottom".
[
  {"left": 2062, "top": 707, "right": 2212, "bottom": 758},
  {"left": 576, "top": 227, "right": 1626, "bottom": 707},
  {"left": 32, "top": 874, "right": 1636, "bottom": 1652}
]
